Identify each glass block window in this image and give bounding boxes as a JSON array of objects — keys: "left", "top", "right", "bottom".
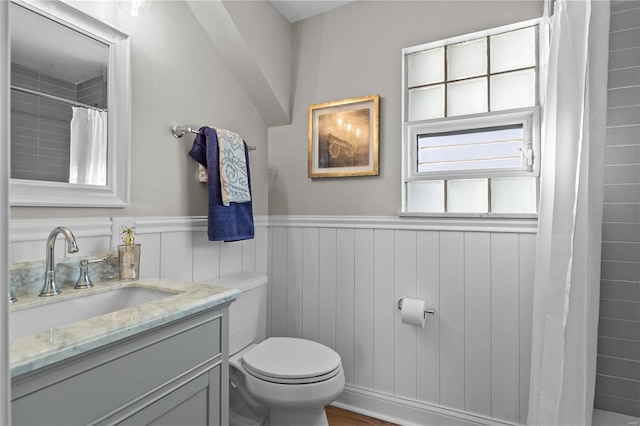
[
  {"left": 406, "top": 25, "right": 538, "bottom": 121},
  {"left": 402, "top": 20, "right": 542, "bottom": 215}
]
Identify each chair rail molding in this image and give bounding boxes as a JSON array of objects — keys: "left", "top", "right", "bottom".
[{"left": 268, "top": 215, "right": 538, "bottom": 233}]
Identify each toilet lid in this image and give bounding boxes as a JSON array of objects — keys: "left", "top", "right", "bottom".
[{"left": 242, "top": 337, "right": 342, "bottom": 384}]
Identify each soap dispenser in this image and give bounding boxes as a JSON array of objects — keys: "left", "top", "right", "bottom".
[{"left": 118, "top": 227, "right": 140, "bottom": 281}]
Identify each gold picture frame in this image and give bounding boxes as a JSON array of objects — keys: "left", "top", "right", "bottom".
[{"left": 308, "top": 94, "right": 379, "bottom": 178}]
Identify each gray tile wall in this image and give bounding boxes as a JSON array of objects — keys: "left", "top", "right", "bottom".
[
  {"left": 10, "top": 64, "right": 106, "bottom": 183},
  {"left": 77, "top": 75, "right": 107, "bottom": 110},
  {"left": 596, "top": 0, "right": 640, "bottom": 418}
]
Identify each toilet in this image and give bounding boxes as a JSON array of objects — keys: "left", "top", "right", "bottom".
[{"left": 216, "top": 273, "right": 345, "bottom": 426}]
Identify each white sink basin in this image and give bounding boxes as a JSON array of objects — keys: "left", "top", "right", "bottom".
[{"left": 10, "top": 286, "right": 176, "bottom": 341}]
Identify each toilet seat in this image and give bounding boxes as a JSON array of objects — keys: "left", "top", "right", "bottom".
[{"left": 242, "top": 337, "right": 342, "bottom": 385}]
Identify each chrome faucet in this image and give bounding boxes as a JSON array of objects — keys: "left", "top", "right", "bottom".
[
  {"left": 9, "top": 289, "right": 16, "bottom": 303},
  {"left": 39, "top": 227, "right": 79, "bottom": 297}
]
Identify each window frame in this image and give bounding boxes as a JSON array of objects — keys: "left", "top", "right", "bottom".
[
  {"left": 405, "top": 106, "right": 541, "bottom": 182},
  {"left": 401, "top": 18, "right": 544, "bottom": 216}
]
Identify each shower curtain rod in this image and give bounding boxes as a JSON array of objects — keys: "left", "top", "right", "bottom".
[
  {"left": 11, "top": 85, "right": 107, "bottom": 112},
  {"left": 171, "top": 124, "right": 256, "bottom": 151}
]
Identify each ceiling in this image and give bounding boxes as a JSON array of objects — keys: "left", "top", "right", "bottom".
[{"left": 270, "top": 0, "right": 356, "bottom": 22}]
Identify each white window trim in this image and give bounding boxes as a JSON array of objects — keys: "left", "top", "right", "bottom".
[
  {"left": 402, "top": 17, "right": 543, "bottom": 62},
  {"left": 401, "top": 17, "right": 546, "bottom": 217}
]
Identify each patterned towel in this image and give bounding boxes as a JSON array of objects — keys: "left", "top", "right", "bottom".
[
  {"left": 216, "top": 128, "right": 251, "bottom": 206},
  {"left": 188, "top": 127, "right": 254, "bottom": 242}
]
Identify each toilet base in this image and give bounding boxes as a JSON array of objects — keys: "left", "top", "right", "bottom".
[
  {"left": 268, "top": 406, "right": 328, "bottom": 426},
  {"left": 230, "top": 365, "right": 268, "bottom": 426},
  {"left": 229, "top": 382, "right": 267, "bottom": 426}
]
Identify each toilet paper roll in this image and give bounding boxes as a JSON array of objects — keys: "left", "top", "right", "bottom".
[{"left": 400, "top": 298, "right": 427, "bottom": 328}]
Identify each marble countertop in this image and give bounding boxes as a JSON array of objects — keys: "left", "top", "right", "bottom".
[{"left": 9, "top": 278, "right": 240, "bottom": 377}]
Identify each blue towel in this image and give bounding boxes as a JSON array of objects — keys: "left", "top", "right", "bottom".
[{"left": 189, "top": 127, "right": 255, "bottom": 242}]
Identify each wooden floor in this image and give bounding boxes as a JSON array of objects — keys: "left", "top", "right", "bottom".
[{"left": 325, "top": 406, "right": 398, "bottom": 426}]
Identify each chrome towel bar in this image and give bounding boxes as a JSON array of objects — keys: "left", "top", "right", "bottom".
[{"left": 171, "top": 125, "right": 256, "bottom": 151}]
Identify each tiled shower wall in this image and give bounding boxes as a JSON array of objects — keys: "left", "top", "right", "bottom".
[
  {"left": 595, "top": 0, "right": 640, "bottom": 418},
  {"left": 77, "top": 75, "right": 107, "bottom": 109},
  {"left": 10, "top": 64, "right": 106, "bottom": 182}
]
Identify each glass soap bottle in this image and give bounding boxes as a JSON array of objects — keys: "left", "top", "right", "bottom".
[{"left": 118, "top": 227, "right": 140, "bottom": 281}]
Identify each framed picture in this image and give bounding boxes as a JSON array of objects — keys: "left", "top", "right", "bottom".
[{"left": 308, "top": 94, "right": 379, "bottom": 178}]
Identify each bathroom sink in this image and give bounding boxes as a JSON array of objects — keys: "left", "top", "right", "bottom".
[{"left": 10, "top": 286, "right": 176, "bottom": 341}]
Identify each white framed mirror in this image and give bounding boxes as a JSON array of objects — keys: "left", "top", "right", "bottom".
[{"left": 9, "top": 0, "right": 131, "bottom": 207}]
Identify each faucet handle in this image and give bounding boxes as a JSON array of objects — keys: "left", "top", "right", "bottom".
[
  {"left": 9, "top": 289, "right": 17, "bottom": 303},
  {"left": 74, "top": 258, "right": 107, "bottom": 289}
]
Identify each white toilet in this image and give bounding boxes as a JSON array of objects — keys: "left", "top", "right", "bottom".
[{"left": 222, "top": 273, "right": 345, "bottom": 426}]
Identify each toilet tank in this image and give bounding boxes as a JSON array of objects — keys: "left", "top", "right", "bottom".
[{"left": 209, "top": 273, "right": 267, "bottom": 356}]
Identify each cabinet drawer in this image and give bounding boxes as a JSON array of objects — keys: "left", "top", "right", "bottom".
[{"left": 12, "top": 316, "right": 221, "bottom": 426}]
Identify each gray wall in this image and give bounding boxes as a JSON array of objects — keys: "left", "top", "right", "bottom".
[
  {"left": 596, "top": 0, "right": 640, "bottom": 418},
  {"left": 10, "top": 0, "right": 270, "bottom": 219},
  {"left": 10, "top": 0, "right": 544, "bottom": 218},
  {"left": 267, "top": 1, "right": 543, "bottom": 216}
]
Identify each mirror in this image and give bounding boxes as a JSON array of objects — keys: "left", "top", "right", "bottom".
[{"left": 9, "top": 0, "right": 131, "bottom": 207}]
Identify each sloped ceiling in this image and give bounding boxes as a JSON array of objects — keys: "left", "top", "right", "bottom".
[
  {"left": 186, "top": 0, "right": 292, "bottom": 126},
  {"left": 186, "top": 1, "right": 356, "bottom": 127},
  {"left": 271, "top": 1, "right": 356, "bottom": 23}
]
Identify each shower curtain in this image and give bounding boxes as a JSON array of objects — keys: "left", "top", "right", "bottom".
[
  {"left": 527, "top": 0, "right": 610, "bottom": 425},
  {"left": 69, "top": 107, "right": 107, "bottom": 186}
]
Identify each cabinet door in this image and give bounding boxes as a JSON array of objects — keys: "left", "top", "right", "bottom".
[
  {"left": 117, "top": 366, "right": 221, "bottom": 426},
  {"left": 12, "top": 317, "right": 221, "bottom": 426}
]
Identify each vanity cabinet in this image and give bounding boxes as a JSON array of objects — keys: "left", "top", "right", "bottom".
[{"left": 11, "top": 304, "right": 230, "bottom": 426}]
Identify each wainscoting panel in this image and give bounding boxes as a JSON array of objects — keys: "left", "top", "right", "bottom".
[
  {"left": 10, "top": 216, "right": 268, "bottom": 289},
  {"left": 319, "top": 228, "right": 338, "bottom": 352},
  {"left": 490, "top": 233, "right": 521, "bottom": 423},
  {"left": 373, "top": 229, "right": 395, "bottom": 397},
  {"left": 287, "top": 227, "right": 304, "bottom": 339},
  {"left": 268, "top": 217, "right": 537, "bottom": 425},
  {"left": 518, "top": 233, "right": 536, "bottom": 425},
  {"left": 302, "top": 227, "right": 321, "bottom": 343},
  {"left": 337, "top": 228, "right": 356, "bottom": 386},
  {"left": 135, "top": 217, "right": 268, "bottom": 283},
  {"left": 354, "top": 228, "right": 374, "bottom": 391},
  {"left": 464, "top": 232, "right": 492, "bottom": 418},
  {"left": 416, "top": 231, "right": 440, "bottom": 405},
  {"left": 440, "top": 231, "right": 466, "bottom": 412},
  {"left": 159, "top": 230, "right": 194, "bottom": 281}
]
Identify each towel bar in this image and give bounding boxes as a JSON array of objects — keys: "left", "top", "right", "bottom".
[{"left": 171, "top": 125, "right": 256, "bottom": 151}]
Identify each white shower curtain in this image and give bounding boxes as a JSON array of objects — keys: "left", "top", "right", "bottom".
[
  {"left": 69, "top": 107, "right": 107, "bottom": 186},
  {"left": 527, "top": 0, "right": 610, "bottom": 425}
]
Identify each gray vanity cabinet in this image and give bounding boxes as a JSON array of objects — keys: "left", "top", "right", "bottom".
[{"left": 11, "top": 305, "right": 230, "bottom": 426}]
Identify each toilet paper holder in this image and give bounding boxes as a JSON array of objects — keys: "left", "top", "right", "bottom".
[{"left": 397, "top": 298, "right": 436, "bottom": 316}]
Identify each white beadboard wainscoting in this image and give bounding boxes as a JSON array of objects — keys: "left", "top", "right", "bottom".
[
  {"left": 267, "top": 216, "right": 538, "bottom": 426},
  {"left": 9, "top": 216, "right": 269, "bottom": 283},
  {"left": 10, "top": 214, "right": 539, "bottom": 425}
]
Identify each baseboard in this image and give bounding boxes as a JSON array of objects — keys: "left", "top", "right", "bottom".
[{"left": 332, "top": 385, "right": 518, "bottom": 426}]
